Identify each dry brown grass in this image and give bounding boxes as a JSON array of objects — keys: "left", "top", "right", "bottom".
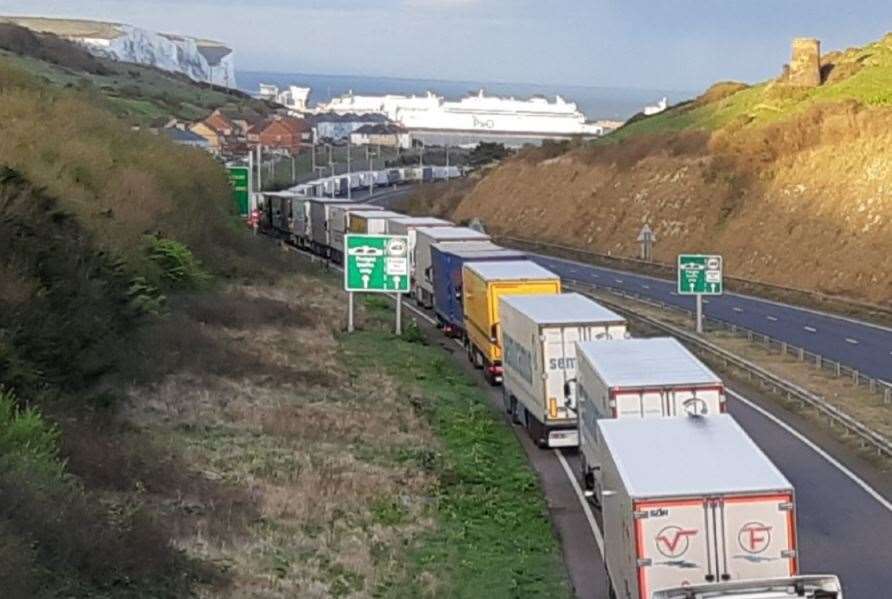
[{"left": 120, "top": 274, "right": 436, "bottom": 597}]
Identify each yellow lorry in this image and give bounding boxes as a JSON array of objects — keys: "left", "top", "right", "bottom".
[{"left": 461, "top": 260, "right": 561, "bottom": 385}]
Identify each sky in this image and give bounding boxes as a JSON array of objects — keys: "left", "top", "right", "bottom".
[{"left": 2, "top": 0, "right": 892, "bottom": 91}]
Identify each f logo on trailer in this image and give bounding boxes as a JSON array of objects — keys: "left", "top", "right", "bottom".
[
  {"left": 738, "top": 522, "right": 772, "bottom": 554},
  {"left": 656, "top": 526, "right": 698, "bottom": 558}
]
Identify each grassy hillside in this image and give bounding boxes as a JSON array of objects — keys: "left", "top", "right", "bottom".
[
  {"left": 0, "top": 22, "right": 272, "bottom": 125},
  {"left": 613, "top": 33, "right": 892, "bottom": 140},
  {"left": 450, "top": 35, "right": 892, "bottom": 304}
]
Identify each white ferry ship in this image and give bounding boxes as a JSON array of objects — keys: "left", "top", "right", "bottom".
[{"left": 316, "top": 90, "right": 604, "bottom": 139}]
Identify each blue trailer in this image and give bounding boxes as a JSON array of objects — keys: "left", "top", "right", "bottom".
[{"left": 431, "top": 243, "right": 526, "bottom": 337}]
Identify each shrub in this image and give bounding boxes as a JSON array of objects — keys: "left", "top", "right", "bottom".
[
  {"left": 147, "top": 236, "right": 211, "bottom": 289},
  {"left": 0, "top": 388, "right": 63, "bottom": 480}
]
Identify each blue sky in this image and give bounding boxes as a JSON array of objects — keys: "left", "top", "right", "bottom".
[{"left": 3, "top": 0, "right": 892, "bottom": 91}]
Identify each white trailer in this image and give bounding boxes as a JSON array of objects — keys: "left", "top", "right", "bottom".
[
  {"left": 347, "top": 210, "right": 404, "bottom": 235},
  {"left": 577, "top": 337, "right": 725, "bottom": 502},
  {"left": 386, "top": 217, "right": 452, "bottom": 276},
  {"left": 499, "top": 293, "right": 627, "bottom": 448},
  {"left": 328, "top": 203, "right": 383, "bottom": 263},
  {"left": 413, "top": 226, "right": 490, "bottom": 307},
  {"left": 308, "top": 198, "right": 353, "bottom": 256},
  {"left": 599, "top": 415, "right": 804, "bottom": 599}
]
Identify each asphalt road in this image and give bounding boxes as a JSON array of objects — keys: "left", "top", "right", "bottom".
[
  {"left": 400, "top": 296, "right": 892, "bottom": 599},
  {"left": 532, "top": 255, "right": 892, "bottom": 383}
]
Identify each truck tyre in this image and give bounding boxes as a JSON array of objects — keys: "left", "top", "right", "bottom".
[
  {"left": 473, "top": 348, "right": 485, "bottom": 370},
  {"left": 510, "top": 397, "right": 521, "bottom": 425},
  {"left": 466, "top": 342, "right": 474, "bottom": 364},
  {"left": 606, "top": 575, "right": 617, "bottom": 599}
]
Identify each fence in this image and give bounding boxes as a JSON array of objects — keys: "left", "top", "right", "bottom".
[{"left": 564, "top": 280, "right": 892, "bottom": 459}]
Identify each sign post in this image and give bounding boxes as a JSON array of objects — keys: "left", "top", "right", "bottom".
[
  {"left": 344, "top": 234, "right": 411, "bottom": 335},
  {"left": 227, "top": 166, "right": 251, "bottom": 216},
  {"left": 637, "top": 224, "right": 656, "bottom": 262},
  {"left": 677, "top": 254, "right": 723, "bottom": 334}
]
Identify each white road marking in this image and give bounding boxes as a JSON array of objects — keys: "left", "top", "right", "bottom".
[
  {"left": 804, "top": 326, "right": 817, "bottom": 333},
  {"left": 591, "top": 274, "right": 599, "bottom": 278},
  {"left": 669, "top": 291, "right": 678, "bottom": 296},
  {"left": 728, "top": 389, "right": 892, "bottom": 513},
  {"left": 641, "top": 284, "right": 650, "bottom": 289},
  {"left": 615, "top": 279, "right": 624, "bottom": 284},
  {"left": 703, "top": 299, "right": 711, "bottom": 304},
  {"left": 555, "top": 449, "right": 605, "bottom": 555},
  {"left": 733, "top": 307, "right": 743, "bottom": 312},
  {"left": 767, "top": 315, "right": 778, "bottom": 322},
  {"left": 846, "top": 338, "right": 860, "bottom": 345}
]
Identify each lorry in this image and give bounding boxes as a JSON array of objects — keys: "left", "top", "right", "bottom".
[
  {"left": 462, "top": 261, "right": 561, "bottom": 385},
  {"left": 652, "top": 575, "right": 842, "bottom": 599},
  {"left": 348, "top": 210, "right": 405, "bottom": 235},
  {"left": 308, "top": 198, "right": 354, "bottom": 257},
  {"left": 598, "top": 415, "right": 808, "bottom": 599},
  {"left": 431, "top": 243, "right": 525, "bottom": 337},
  {"left": 414, "top": 227, "right": 491, "bottom": 307},
  {"left": 328, "top": 203, "right": 383, "bottom": 263},
  {"left": 576, "top": 337, "right": 725, "bottom": 503},
  {"left": 500, "top": 293, "right": 627, "bottom": 448}
]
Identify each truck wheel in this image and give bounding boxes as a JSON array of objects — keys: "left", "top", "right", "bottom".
[
  {"left": 473, "top": 349, "right": 485, "bottom": 370},
  {"left": 606, "top": 575, "right": 617, "bottom": 599},
  {"left": 466, "top": 342, "right": 474, "bottom": 364},
  {"left": 510, "top": 398, "right": 521, "bottom": 425}
]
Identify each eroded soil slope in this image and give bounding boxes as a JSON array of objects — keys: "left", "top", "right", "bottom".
[{"left": 455, "top": 102, "right": 892, "bottom": 304}]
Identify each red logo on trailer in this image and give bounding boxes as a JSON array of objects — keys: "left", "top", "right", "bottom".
[
  {"left": 656, "top": 526, "right": 698, "bottom": 558},
  {"left": 738, "top": 522, "right": 772, "bottom": 554}
]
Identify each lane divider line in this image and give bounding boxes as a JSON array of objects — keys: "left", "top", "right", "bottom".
[
  {"left": 555, "top": 449, "right": 605, "bottom": 556},
  {"left": 804, "top": 326, "right": 817, "bottom": 333},
  {"left": 846, "top": 338, "right": 859, "bottom": 345},
  {"left": 728, "top": 388, "right": 892, "bottom": 513},
  {"left": 767, "top": 315, "right": 778, "bottom": 322}
]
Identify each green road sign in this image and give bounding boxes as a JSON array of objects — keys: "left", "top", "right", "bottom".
[
  {"left": 678, "top": 254, "right": 723, "bottom": 295},
  {"left": 227, "top": 166, "right": 250, "bottom": 216},
  {"left": 344, "top": 234, "right": 411, "bottom": 293}
]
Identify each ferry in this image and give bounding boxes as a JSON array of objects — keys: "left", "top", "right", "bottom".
[{"left": 316, "top": 90, "right": 604, "bottom": 139}]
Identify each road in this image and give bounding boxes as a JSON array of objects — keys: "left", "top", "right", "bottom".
[
  {"left": 399, "top": 288, "right": 892, "bottom": 599},
  {"left": 533, "top": 255, "right": 892, "bottom": 383},
  {"left": 312, "top": 192, "right": 892, "bottom": 597}
]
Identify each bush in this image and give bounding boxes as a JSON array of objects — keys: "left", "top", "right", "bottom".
[
  {"left": 0, "top": 388, "right": 63, "bottom": 480},
  {"left": 147, "top": 236, "right": 211, "bottom": 289}
]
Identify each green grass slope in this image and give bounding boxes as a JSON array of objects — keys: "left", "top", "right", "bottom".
[{"left": 611, "top": 33, "right": 892, "bottom": 140}]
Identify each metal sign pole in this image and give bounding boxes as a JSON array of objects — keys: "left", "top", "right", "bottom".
[
  {"left": 348, "top": 292, "right": 355, "bottom": 333},
  {"left": 395, "top": 293, "right": 402, "bottom": 335},
  {"left": 696, "top": 294, "right": 704, "bottom": 334}
]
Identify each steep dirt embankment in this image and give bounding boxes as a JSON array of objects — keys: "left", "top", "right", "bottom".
[{"left": 454, "top": 103, "right": 892, "bottom": 304}]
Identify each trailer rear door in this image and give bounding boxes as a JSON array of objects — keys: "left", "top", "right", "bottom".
[
  {"left": 614, "top": 386, "right": 724, "bottom": 419},
  {"left": 634, "top": 493, "right": 797, "bottom": 599}
]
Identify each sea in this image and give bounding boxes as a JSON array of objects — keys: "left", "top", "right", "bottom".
[{"left": 237, "top": 70, "right": 694, "bottom": 122}]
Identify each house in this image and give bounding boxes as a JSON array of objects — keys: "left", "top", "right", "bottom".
[
  {"left": 160, "top": 128, "right": 212, "bottom": 150},
  {"left": 308, "top": 112, "right": 390, "bottom": 142},
  {"left": 349, "top": 123, "right": 412, "bottom": 149},
  {"left": 189, "top": 109, "right": 235, "bottom": 152},
  {"left": 247, "top": 116, "right": 311, "bottom": 153}
]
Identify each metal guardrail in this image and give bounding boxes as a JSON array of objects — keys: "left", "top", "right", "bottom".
[
  {"left": 502, "top": 235, "right": 892, "bottom": 405},
  {"left": 565, "top": 280, "right": 892, "bottom": 459},
  {"left": 498, "top": 235, "right": 892, "bottom": 321}
]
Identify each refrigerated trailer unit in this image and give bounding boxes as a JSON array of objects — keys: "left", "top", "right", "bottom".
[
  {"left": 308, "top": 199, "right": 354, "bottom": 257},
  {"left": 599, "top": 415, "right": 800, "bottom": 599},
  {"left": 652, "top": 575, "right": 842, "bottom": 599},
  {"left": 577, "top": 337, "right": 725, "bottom": 501},
  {"left": 414, "top": 227, "right": 491, "bottom": 307},
  {"left": 347, "top": 210, "right": 405, "bottom": 235},
  {"left": 328, "top": 204, "right": 383, "bottom": 263},
  {"left": 500, "top": 293, "right": 627, "bottom": 448},
  {"left": 462, "top": 261, "right": 561, "bottom": 385},
  {"left": 431, "top": 243, "right": 526, "bottom": 337}
]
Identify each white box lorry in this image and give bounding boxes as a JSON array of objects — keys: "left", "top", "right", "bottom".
[
  {"left": 386, "top": 217, "right": 452, "bottom": 282},
  {"left": 499, "top": 293, "right": 627, "bottom": 448},
  {"left": 599, "top": 415, "right": 814, "bottom": 599},
  {"left": 413, "top": 226, "right": 490, "bottom": 307},
  {"left": 329, "top": 203, "right": 383, "bottom": 263},
  {"left": 652, "top": 575, "right": 842, "bottom": 599},
  {"left": 576, "top": 337, "right": 725, "bottom": 502}
]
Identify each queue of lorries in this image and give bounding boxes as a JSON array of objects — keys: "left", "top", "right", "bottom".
[{"left": 259, "top": 190, "right": 843, "bottom": 599}]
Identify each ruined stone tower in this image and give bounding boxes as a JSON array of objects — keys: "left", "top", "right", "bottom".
[{"left": 789, "top": 38, "right": 821, "bottom": 87}]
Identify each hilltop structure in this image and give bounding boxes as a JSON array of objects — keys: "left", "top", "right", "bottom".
[{"left": 780, "top": 37, "right": 822, "bottom": 87}]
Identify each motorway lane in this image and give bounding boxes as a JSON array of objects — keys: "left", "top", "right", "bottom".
[{"left": 533, "top": 254, "right": 892, "bottom": 383}]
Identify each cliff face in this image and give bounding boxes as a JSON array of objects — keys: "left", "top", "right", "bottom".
[
  {"left": 454, "top": 101, "right": 892, "bottom": 304},
  {"left": 87, "top": 26, "right": 236, "bottom": 88},
  {"left": 0, "top": 17, "right": 236, "bottom": 87}
]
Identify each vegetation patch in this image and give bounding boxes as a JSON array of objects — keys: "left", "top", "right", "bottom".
[{"left": 346, "top": 299, "right": 572, "bottom": 598}]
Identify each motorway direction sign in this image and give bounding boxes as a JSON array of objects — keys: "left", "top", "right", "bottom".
[
  {"left": 344, "top": 234, "right": 411, "bottom": 293},
  {"left": 678, "top": 254, "right": 723, "bottom": 296},
  {"left": 227, "top": 166, "right": 251, "bottom": 216}
]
